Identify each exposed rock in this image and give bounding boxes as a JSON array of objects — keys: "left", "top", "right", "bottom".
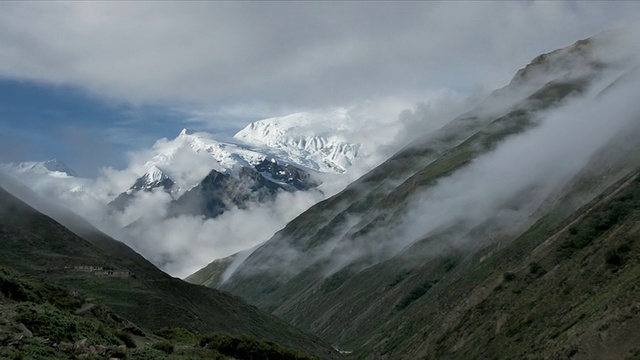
[{"left": 17, "top": 322, "right": 32, "bottom": 338}]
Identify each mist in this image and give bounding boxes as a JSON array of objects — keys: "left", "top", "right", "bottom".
[
  {"left": 0, "top": 88, "right": 482, "bottom": 279},
  {"left": 348, "top": 50, "right": 638, "bottom": 274},
  {"left": 222, "top": 29, "right": 640, "bottom": 283}
]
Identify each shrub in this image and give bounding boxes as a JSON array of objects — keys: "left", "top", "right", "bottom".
[
  {"left": 200, "top": 332, "right": 316, "bottom": 360},
  {"left": 116, "top": 330, "right": 137, "bottom": 348},
  {"left": 605, "top": 249, "right": 624, "bottom": 266},
  {"left": 155, "top": 327, "right": 197, "bottom": 344},
  {"left": 503, "top": 272, "right": 517, "bottom": 281},
  {"left": 529, "top": 262, "right": 547, "bottom": 278},
  {"left": 396, "top": 281, "right": 436, "bottom": 310},
  {"left": 152, "top": 340, "right": 174, "bottom": 354}
]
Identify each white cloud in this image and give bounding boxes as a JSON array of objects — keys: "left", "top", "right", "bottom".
[{"left": 0, "top": 2, "right": 637, "bottom": 119}]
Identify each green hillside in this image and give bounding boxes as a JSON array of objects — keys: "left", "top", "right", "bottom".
[
  {"left": 185, "top": 253, "right": 239, "bottom": 288},
  {"left": 0, "top": 185, "right": 341, "bottom": 359},
  {"left": 216, "top": 33, "right": 640, "bottom": 358}
]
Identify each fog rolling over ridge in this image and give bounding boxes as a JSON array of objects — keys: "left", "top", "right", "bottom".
[
  {"left": 222, "top": 28, "right": 640, "bottom": 288},
  {"left": 3, "top": 3, "right": 640, "bottom": 359},
  {"left": 0, "top": 95, "right": 474, "bottom": 279},
  {"left": 4, "top": 2, "right": 640, "bottom": 282}
]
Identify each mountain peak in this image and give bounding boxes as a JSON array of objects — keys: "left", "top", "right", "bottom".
[
  {"left": 144, "top": 165, "right": 169, "bottom": 182},
  {"left": 233, "top": 110, "right": 361, "bottom": 173},
  {"left": 42, "top": 158, "right": 77, "bottom": 176},
  {"left": 179, "top": 128, "right": 196, "bottom": 136},
  {"left": 129, "top": 165, "right": 174, "bottom": 192}
]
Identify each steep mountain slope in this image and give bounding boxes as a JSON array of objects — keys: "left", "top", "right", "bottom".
[
  {"left": 219, "top": 31, "right": 640, "bottom": 358},
  {"left": 185, "top": 252, "right": 240, "bottom": 288},
  {"left": 0, "top": 266, "right": 320, "bottom": 359},
  {"left": 0, "top": 184, "right": 341, "bottom": 359}
]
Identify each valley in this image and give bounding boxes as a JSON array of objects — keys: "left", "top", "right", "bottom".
[{"left": 1, "top": 6, "right": 640, "bottom": 360}]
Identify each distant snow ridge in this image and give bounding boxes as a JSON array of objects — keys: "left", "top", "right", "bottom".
[
  {"left": 0, "top": 159, "right": 91, "bottom": 197},
  {"left": 234, "top": 110, "right": 362, "bottom": 173},
  {"left": 1, "top": 159, "right": 78, "bottom": 178}
]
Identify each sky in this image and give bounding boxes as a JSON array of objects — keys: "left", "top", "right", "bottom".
[{"left": 0, "top": 2, "right": 639, "bottom": 177}]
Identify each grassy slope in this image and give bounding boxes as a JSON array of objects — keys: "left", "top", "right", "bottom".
[
  {"left": 185, "top": 253, "right": 238, "bottom": 288},
  {"left": 218, "top": 35, "right": 640, "bottom": 358},
  {"left": 270, "top": 84, "right": 640, "bottom": 356},
  {"left": 0, "top": 266, "right": 319, "bottom": 360},
  {"left": 0, "top": 186, "right": 341, "bottom": 359},
  {"left": 414, "top": 171, "right": 640, "bottom": 360},
  {"left": 224, "top": 59, "right": 598, "bottom": 310}
]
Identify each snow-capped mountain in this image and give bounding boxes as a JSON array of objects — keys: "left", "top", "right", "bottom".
[
  {"left": 3, "top": 111, "right": 365, "bottom": 223},
  {"left": 141, "top": 114, "right": 363, "bottom": 195},
  {"left": 130, "top": 165, "right": 175, "bottom": 192},
  {"left": 0, "top": 159, "right": 90, "bottom": 197},
  {"left": 108, "top": 165, "right": 176, "bottom": 212},
  {"left": 1, "top": 158, "right": 78, "bottom": 178},
  {"left": 105, "top": 110, "right": 365, "bottom": 219},
  {"left": 113, "top": 126, "right": 325, "bottom": 219},
  {"left": 234, "top": 109, "right": 363, "bottom": 173}
]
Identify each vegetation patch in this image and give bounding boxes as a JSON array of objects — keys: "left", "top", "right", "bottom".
[
  {"left": 152, "top": 340, "right": 175, "bottom": 354},
  {"left": 388, "top": 270, "right": 411, "bottom": 288},
  {"left": 558, "top": 179, "right": 640, "bottom": 261},
  {"left": 321, "top": 266, "right": 353, "bottom": 293},
  {"left": 528, "top": 262, "right": 547, "bottom": 278},
  {"left": 15, "top": 302, "right": 119, "bottom": 345},
  {"left": 503, "top": 271, "right": 517, "bottom": 281},
  {"left": 396, "top": 280, "right": 437, "bottom": 310},
  {"left": 605, "top": 243, "right": 632, "bottom": 267},
  {"left": 116, "top": 330, "right": 137, "bottom": 348},
  {"left": 200, "top": 332, "right": 318, "bottom": 360},
  {"left": 155, "top": 327, "right": 199, "bottom": 344}
]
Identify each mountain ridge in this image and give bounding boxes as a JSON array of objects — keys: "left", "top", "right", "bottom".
[{"left": 212, "top": 32, "right": 640, "bottom": 358}]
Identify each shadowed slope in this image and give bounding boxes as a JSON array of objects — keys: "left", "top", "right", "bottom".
[{"left": 0, "top": 184, "right": 341, "bottom": 359}]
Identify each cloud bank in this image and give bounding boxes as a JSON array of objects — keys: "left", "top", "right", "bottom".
[{"left": 0, "top": 2, "right": 638, "bottom": 117}]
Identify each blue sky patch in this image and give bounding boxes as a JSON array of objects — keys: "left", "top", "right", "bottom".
[{"left": 0, "top": 79, "right": 190, "bottom": 177}]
